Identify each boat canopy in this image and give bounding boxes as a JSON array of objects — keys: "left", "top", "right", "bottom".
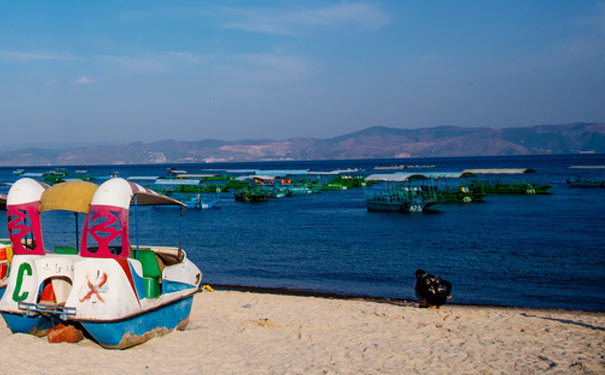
[
  {"left": 253, "top": 169, "right": 309, "bottom": 176},
  {"left": 176, "top": 174, "right": 221, "bottom": 179},
  {"left": 308, "top": 168, "right": 361, "bottom": 175},
  {"left": 365, "top": 173, "right": 429, "bottom": 182},
  {"left": 6, "top": 178, "right": 49, "bottom": 255},
  {"left": 39, "top": 180, "right": 98, "bottom": 214},
  {"left": 225, "top": 169, "right": 256, "bottom": 174},
  {"left": 155, "top": 179, "right": 202, "bottom": 186},
  {"left": 421, "top": 171, "right": 477, "bottom": 179},
  {"left": 20, "top": 172, "right": 46, "bottom": 178},
  {"left": 569, "top": 165, "right": 605, "bottom": 169},
  {"left": 235, "top": 175, "right": 279, "bottom": 182},
  {"left": 462, "top": 168, "right": 536, "bottom": 175},
  {"left": 91, "top": 178, "right": 186, "bottom": 209},
  {"left": 127, "top": 176, "right": 161, "bottom": 181}
]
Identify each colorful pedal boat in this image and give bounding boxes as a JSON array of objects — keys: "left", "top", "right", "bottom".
[{"left": 0, "top": 178, "right": 202, "bottom": 349}]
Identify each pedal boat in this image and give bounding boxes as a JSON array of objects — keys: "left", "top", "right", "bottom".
[{"left": 0, "top": 178, "right": 202, "bottom": 349}]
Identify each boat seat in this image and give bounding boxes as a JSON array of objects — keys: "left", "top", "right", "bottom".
[
  {"left": 143, "top": 277, "right": 161, "bottom": 299},
  {"left": 55, "top": 246, "right": 78, "bottom": 255},
  {"left": 136, "top": 249, "right": 163, "bottom": 299},
  {"left": 137, "top": 249, "right": 162, "bottom": 278}
]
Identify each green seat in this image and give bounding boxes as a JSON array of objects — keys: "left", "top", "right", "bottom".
[
  {"left": 138, "top": 250, "right": 162, "bottom": 278},
  {"left": 133, "top": 249, "right": 163, "bottom": 298},
  {"left": 55, "top": 246, "right": 78, "bottom": 255},
  {"left": 143, "top": 277, "right": 161, "bottom": 299}
]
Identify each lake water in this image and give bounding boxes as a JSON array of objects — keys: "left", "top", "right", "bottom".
[{"left": 1, "top": 154, "right": 604, "bottom": 311}]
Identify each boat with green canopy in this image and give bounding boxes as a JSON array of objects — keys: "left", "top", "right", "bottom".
[
  {"left": 154, "top": 179, "right": 220, "bottom": 209},
  {"left": 422, "top": 171, "right": 486, "bottom": 202},
  {"left": 463, "top": 168, "right": 552, "bottom": 194},
  {"left": 307, "top": 169, "right": 364, "bottom": 190},
  {"left": 364, "top": 173, "right": 443, "bottom": 213},
  {"left": 234, "top": 175, "right": 282, "bottom": 200}
]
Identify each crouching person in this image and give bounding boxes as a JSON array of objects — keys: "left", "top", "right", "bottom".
[{"left": 415, "top": 269, "right": 452, "bottom": 308}]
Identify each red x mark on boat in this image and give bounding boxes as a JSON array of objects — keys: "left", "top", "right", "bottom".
[{"left": 80, "top": 272, "right": 108, "bottom": 303}]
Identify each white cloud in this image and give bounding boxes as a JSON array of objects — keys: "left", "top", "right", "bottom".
[
  {"left": 167, "top": 51, "right": 202, "bottom": 63},
  {"left": 238, "top": 53, "right": 309, "bottom": 77},
  {"left": 98, "top": 55, "right": 168, "bottom": 74},
  {"left": 94, "top": 51, "right": 220, "bottom": 76},
  {"left": 205, "top": 52, "right": 313, "bottom": 86},
  {"left": 117, "top": 3, "right": 389, "bottom": 36},
  {"left": 0, "top": 50, "right": 75, "bottom": 62},
  {"left": 222, "top": 2, "right": 390, "bottom": 35},
  {"left": 75, "top": 76, "right": 93, "bottom": 84}
]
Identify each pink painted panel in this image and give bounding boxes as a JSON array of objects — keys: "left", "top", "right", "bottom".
[
  {"left": 6, "top": 201, "right": 44, "bottom": 255},
  {"left": 80, "top": 204, "right": 131, "bottom": 258}
]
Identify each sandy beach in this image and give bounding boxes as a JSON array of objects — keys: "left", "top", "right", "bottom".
[{"left": 1, "top": 290, "right": 603, "bottom": 374}]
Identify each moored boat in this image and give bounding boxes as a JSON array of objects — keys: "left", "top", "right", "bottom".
[
  {"left": 566, "top": 177, "right": 605, "bottom": 187},
  {"left": 154, "top": 178, "right": 221, "bottom": 209},
  {"left": 233, "top": 186, "right": 269, "bottom": 203},
  {"left": 423, "top": 172, "right": 486, "bottom": 203},
  {"left": 463, "top": 168, "right": 552, "bottom": 195},
  {"left": 364, "top": 173, "right": 443, "bottom": 213},
  {"left": 566, "top": 166, "right": 605, "bottom": 188}
]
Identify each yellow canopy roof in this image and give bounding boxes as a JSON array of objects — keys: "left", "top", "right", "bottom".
[{"left": 39, "top": 180, "right": 99, "bottom": 214}]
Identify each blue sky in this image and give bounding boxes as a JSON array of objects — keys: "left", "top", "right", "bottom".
[{"left": 1, "top": 1, "right": 604, "bottom": 146}]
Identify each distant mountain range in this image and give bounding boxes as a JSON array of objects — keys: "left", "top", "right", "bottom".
[{"left": 1, "top": 122, "right": 603, "bottom": 166}]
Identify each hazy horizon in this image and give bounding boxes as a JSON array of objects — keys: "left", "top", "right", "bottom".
[
  {"left": 3, "top": 122, "right": 601, "bottom": 152},
  {"left": 2, "top": 1, "right": 604, "bottom": 148}
]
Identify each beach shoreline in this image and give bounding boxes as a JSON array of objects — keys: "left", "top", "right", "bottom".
[
  {"left": 212, "top": 283, "right": 605, "bottom": 313},
  {"left": 1, "top": 290, "right": 603, "bottom": 374}
]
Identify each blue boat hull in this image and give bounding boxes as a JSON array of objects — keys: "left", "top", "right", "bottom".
[
  {"left": 1, "top": 311, "right": 54, "bottom": 336},
  {"left": 80, "top": 295, "right": 194, "bottom": 349}
]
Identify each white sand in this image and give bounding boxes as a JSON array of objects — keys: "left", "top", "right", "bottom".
[{"left": 1, "top": 290, "right": 603, "bottom": 374}]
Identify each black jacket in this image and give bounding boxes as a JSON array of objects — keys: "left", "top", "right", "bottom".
[{"left": 415, "top": 272, "right": 452, "bottom": 306}]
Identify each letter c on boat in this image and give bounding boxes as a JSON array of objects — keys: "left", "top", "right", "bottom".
[{"left": 12, "top": 262, "right": 32, "bottom": 302}]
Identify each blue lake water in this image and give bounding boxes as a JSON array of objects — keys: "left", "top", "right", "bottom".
[{"left": 1, "top": 154, "right": 604, "bottom": 311}]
